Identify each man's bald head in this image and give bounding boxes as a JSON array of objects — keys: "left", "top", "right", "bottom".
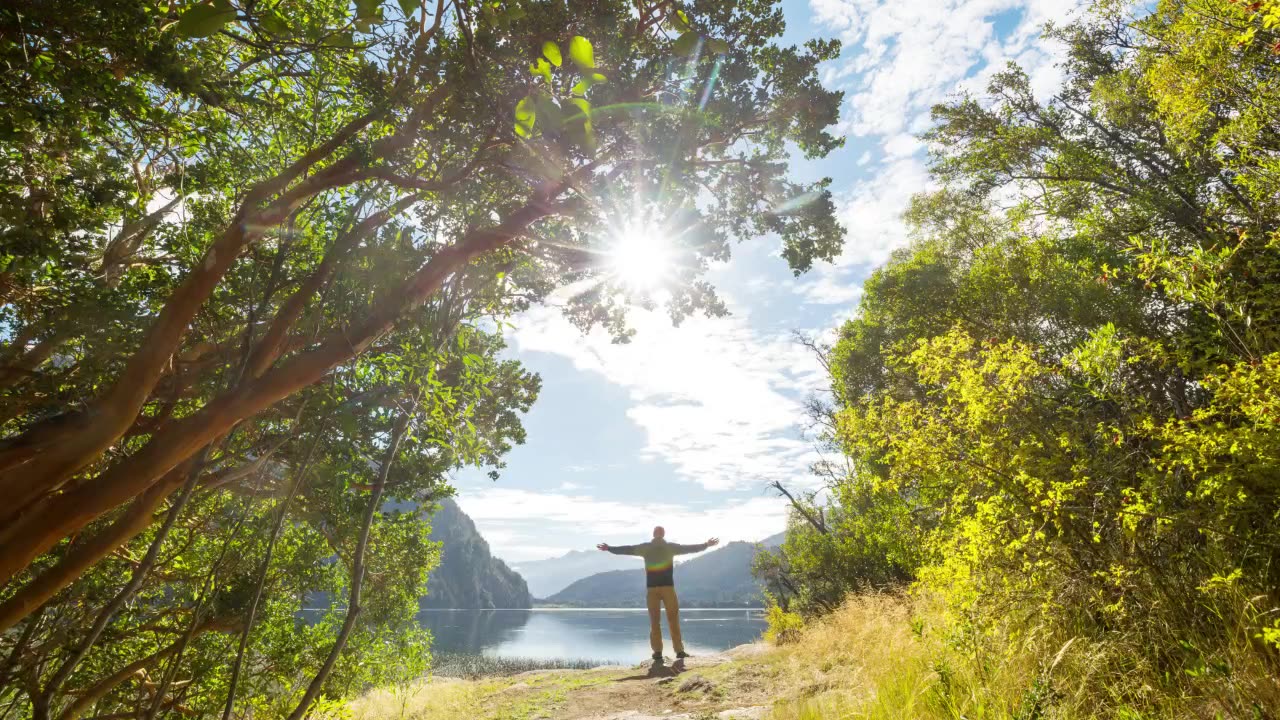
[{"left": 653, "top": 526, "right": 665, "bottom": 539}]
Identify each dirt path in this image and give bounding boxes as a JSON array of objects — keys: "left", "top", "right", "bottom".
[{"left": 349, "top": 643, "right": 795, "bottom": 720}]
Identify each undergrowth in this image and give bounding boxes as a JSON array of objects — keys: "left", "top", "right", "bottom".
[
  {"left": 762, "top": 593, "right": 1280, "bottom": 720},
  {"left": 429, "top": 652, "right": 608, "bottom": 679}
]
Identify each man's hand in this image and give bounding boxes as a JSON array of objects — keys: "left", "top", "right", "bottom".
[
  {"left": 597, "top": 543, "right": 610, "bottom": 552},
  {"left": 706, "top": 537, "right": 720, "bottom": 547}
]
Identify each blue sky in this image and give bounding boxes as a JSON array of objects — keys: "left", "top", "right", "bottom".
[{"left": 454, "top": 0, "right": 1083, "bottom": 563}]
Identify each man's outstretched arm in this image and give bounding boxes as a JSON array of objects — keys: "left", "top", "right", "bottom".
[
  {"left": 671, "top": 537, "right": 720, "bottom": 555},
  {"left": 597, "top": 542, "right": 647, "bottom": 555}
]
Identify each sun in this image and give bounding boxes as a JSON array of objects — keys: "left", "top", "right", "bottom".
[{"left": 608, "top": 225, "right": 674, "bottom": 292}]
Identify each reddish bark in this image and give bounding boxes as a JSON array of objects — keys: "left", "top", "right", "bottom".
[
  {"left": 245, "top": 193, "right": 422, "bottom": 378},
  {"left": 0, "top": 197, "right": 563, "bottom": 619},
  {"left": 0, "top": 461, "right": 194, "bottom": 634},
  {"left": 0, "top": 118, "right": 381, "bottom": 516}
]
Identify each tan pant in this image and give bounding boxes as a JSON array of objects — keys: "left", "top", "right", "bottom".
[{"left": 646, "top": 586, "right": 684, "bottom": 654}]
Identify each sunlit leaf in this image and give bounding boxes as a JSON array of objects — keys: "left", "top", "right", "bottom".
[
  {"left": 514, "top": 95, "right": 536, "bottom": 138},
  {"left": 530, "top": 57, "right": 552, "bottom": 84},
  {"left": 571, "top": 72, "right": 607, "bottom": 96},
  {"left": 568, "top": 35, "right": 594, "bottom": 68},
  {"left": 542, "top": 41, "right": 562, "bottom": 67}
]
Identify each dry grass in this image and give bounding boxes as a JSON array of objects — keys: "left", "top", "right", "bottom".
[
  {"left": 346, "top": 677, "right": 495, "bottom": 720},
  {"left": 757, "top": 593, "right": 1280, "bottom": 720},
  {"left": 344, "top": 594, "right": 1280, "bottom": 720}
]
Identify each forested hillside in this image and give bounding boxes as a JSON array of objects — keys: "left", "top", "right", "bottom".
[
  {"left": 754, "top": 0, "right": 1280, "bottom": 715},
  {"left": 422, "top": 499, "right": 532, "bottom": 609}
]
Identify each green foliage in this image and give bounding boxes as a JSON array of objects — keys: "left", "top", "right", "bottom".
[
  {"left": 762, "top": 601, "right": 804, "bottom": 645},
  {"left": 0, "top": 0, "right": 846, "bottom": 717},
  {"left": 778, "top": 0, "right": 1280, "bottom": 713}
]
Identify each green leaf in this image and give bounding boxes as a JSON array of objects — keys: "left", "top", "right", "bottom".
[
  {"left": 514, "top": 96, "right": 536, "bottom": 138},
  {"left": 664, "top": 8, "right": 692, "bottom": 32},
  {"left": 566, "top": 97, "right": 591, "bottom": 122},
  {"left": 175, "top": 3, "right": 237, "bottom": 38},
  {"left": 568, "top": 35, "right": 594, "bottom": 69},
  {"left": 570, "top": 72, "right": 607, "bottom": 97},
  {"left": 324, "top": 30, "right": 357, "bottom": 47},
  {"left": 706, "top": 38, "right": 730, "bottom": 55},
  {"left": 672, "top": 31, "right": 700, "bottom": 56},
  {"left": 529, "top": 58, "right": 552, "bottom": 84},
  {"left": 259, "top": 9, "right": 287, "bottom": 33},
  {"left": 532, "top": 93, "right": 564, "bottom": 128},
  {"left": 355, "top": 0, "right": 380, "bottom": 19},
  {"left": 542, "top": 41, "right": 562, "bottom": 67},
  {"left": 397, "top": 0, "right": 418, "bottom": 18}
]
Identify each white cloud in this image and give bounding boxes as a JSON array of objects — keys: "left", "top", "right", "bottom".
[
  {"left": 795, "top": 154, "right": 930, "bottom": 304},
  {"left": 455, "top": 488, "right": 788, "bottom": 562},
  {"left": 513, "top": 301, "right": 826, "bottom": 493},
  {"left": 795, "top": 0, "right": 1083, "bottom": 304}
]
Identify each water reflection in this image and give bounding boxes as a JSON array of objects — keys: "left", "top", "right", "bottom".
[
  {"left": 417, "top": 609, "right": 766, "bottom": 664},
  {"left": 420, "top": 609, "right": 533, "bottom": 653}
]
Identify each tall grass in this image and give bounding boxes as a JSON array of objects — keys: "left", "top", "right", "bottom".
[
  {"left": 429, "top": 652, "right": 608, "bottom": 679},
  {"left": 760, "top": 592, "right": 1280, "bottom": 719}
]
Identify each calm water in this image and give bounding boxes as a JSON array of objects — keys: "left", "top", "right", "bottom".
[{"left": 418, "top": 608, "right": 766, "bottom": 663}]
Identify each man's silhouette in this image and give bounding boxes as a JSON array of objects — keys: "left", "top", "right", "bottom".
[{"left": 598, "top": 526, "right": 719, "bottom": 660}]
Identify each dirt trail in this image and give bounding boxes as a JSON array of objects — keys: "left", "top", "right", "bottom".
[{"left": 350, "top": 643, "right": 793, "bottom": 720}]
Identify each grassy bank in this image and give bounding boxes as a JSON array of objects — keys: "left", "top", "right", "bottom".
[
  {"left": 347, "top": 594, "right": 1280, "bottom": 719},
  {"left": 429, "top": 653, "right": 608, "bottom": 679}
]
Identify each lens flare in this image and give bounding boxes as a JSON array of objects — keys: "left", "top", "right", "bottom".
[{"left": 608, "top": 224, "right": 673, "bottom": 292}]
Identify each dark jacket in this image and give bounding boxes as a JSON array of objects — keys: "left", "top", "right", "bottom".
[{"left": 607, "top": 538, "right": 711, "bottom": 587}]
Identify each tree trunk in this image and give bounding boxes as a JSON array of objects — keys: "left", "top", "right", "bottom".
[
  {"left": 0, "top": 198, "right": 560, "bottom": 608},
  {"left": 285, "top": 409, "right": 411, "bottom": 720},
  {"left": 0, "top": 461, "right": 194, "bottom": 633},
  {"left": 220, "top": 432, "right": 323, "bottom": 720},
  {"left": 0, "top": 148, "right": 363, "bottom": 515}
]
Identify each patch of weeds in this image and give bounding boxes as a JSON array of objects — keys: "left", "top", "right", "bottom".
[{"left": 431, "top": 652, "right": 608, "bottom": 679}]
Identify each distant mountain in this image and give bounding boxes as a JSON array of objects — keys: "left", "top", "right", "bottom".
[
  {"left": 421, "top": 498, "right": 533, "bottom": 609},
  {"left": 512, "top": 549, "right": 639, "bottom": 599},
  {"left": 760, "top": 531, "right": 786, "bottom": 548},
  {"left": 545, "top": 540, "right": 773, "bottom": 608}
]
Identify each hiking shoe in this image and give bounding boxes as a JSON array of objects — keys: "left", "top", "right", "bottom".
[{"left": 676, "top": 651, "right": 691, "bottom": 659}]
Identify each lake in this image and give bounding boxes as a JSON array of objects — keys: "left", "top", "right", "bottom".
[{"left": 418, "top": 608, "right": 767, "bottom": 664}]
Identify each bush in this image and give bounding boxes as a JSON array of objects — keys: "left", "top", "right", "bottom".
[{"left": 763, "top": 602, "right": 805, "bottom": 645}]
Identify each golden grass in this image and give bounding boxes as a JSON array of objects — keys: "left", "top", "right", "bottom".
[
  {"left": 758, "top": 593, "right": 1280, "bottom": 720},
  {"left": 346, "top": 677, "right": 499, "bottom": 720},
  {"left": 344, "top": 593, "right": 1280, "bottom": 720}
]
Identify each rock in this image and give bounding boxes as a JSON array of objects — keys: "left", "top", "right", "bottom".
[
  {"left": 716, "top": 708, "right": 766, "bottom": 719},
  {"left": 676, "top": 675, "right": 715, "bottom": 694},
  {"left": 723, "top": 643, "right": 770, "bottom": 659}
]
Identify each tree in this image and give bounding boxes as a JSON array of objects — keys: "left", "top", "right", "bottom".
[
  {"left": 795, "top": 0, "right": 1280, "bottom": 710},
  {"left": 0, "top": 0, "right": 846, "bottom": 716},
  {"left": 0, "top": 0, "right": 844, "bottom": 627}
]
